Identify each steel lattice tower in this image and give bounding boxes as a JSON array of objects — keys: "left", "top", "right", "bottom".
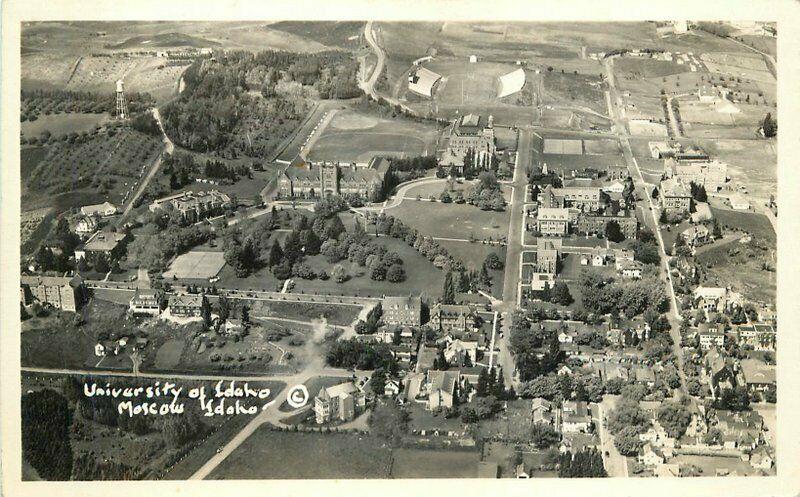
[{"left": 115, "top": 79, "right": 128, "bottom": 119}]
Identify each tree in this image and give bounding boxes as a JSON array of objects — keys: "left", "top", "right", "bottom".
[
  {"left": 605, "top": 220, "right": 625, "bottom": 243},
  {"left": 483, "top": 252, "right": 504, "bottom": 270},
  {"left": 22, "top": 389, "right": 73, "bottom": 480},
  {"left": 331, "top": 264, "right": 347, "bottom": 283},
  {"left": 608, "top": 398, "right": 649, "bottom": 433},
  {"left": 442, "top": 271, "right": 456, "bottom": 305},
  {"left": 370, "top": 370, "right": 387, "bottom": 396},
  {"left": 386, "top": 264, "right": 406, "bottom": 283},
  {"left": 550, "top": 281, "right": 574, "bottom": 306},
  {"left": 762, "top": 112, "right": 777, "bottom": 137},
  {"left": 267, "top": 241, "right": 284, "bottom": 267},
  {"left": 531, "top": 422, "right": 561, "bottom": 449},
  {"left": 614, "top": 425, "right": 644, "bottom": 456},
  {"left": 657, "top": 401, "right": 692, "bottom": 438},
  {"left": 217, "top": 295, "right": 231, "bottom": 322},
  {"left": 368, "top": 401, "right": 409, "bottom": 446}
]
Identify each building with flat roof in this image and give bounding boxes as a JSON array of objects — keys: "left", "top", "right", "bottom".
[
  {"left": 665, "top": 158, "right": 729, "bottom": 191},
  {"left": 536, "top": 240, "right": 559, "bottom": 274}
]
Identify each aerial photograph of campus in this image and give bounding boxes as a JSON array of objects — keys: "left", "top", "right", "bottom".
[{"left": 18, "top": 20, "right": 777, "bottom": 480}]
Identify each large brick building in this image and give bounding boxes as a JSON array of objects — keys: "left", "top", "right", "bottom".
[
  {"left": 440, "top": 114, "right": 497, "bottom": 173},
  {"left": 278, "top": 155, "right": 388, "bottom": 201},
  {"left": 660, "top": 178, "right": 692, "bottom": 213},
  {"left": 537, "top": 207, "right": 570, "bottom": 236},
  {"left": 149, "top": 190, "right": 231, "bottom": 223},
  {"left": 576, "top": 211, "right": 638, "bottom": 239},
  {"left": 382, "top": 295, "right": 423, "bottom": 327},
  {"left": 20, "top": 275, "right": 85, "bottom": 312},
  {"left": 429, "top": 304, "right": 477, "bottom": 333},
  {"left": 665, "top": 158, "right": 729, "bottom": 192}
]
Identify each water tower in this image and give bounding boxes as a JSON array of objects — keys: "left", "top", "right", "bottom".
[{"left": 115, "top": 80, "right": 128, "bottom": 119}]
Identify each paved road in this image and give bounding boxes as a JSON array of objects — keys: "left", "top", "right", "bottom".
[
  {"left": 118, "top": 107, "right": 174, "bottom": 223},
  {"left": 189, "top": 353, "right": 365, "bottom": 480},
  {"left": 496, "top": 128, "right": 534, "bottom": 389},
  {"left": 604, "top": 57, "right": 687, "bottom": 393},
  {"left": 354, "top": 176, "right": 443, "bottom": 213},
  {"left": 360, "top": 21, "right": 415, "bottom": 114},
  {"left": 596, "top": 397, "right": 629, "bottom": 477}
]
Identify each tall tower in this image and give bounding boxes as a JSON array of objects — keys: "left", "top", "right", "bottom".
[{"left": 115, "top": 80, "right": 128, "bottom": 120}]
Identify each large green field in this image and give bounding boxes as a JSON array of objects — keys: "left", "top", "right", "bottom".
[
  {"left": 306, "top": 110, "right": 440, "bottom": 163},
  {"left": 21, "top": 112, "right": 111, "bottom": 140},
  {"left": 390, "top": 448, "right": 482, "bottom": 478},
  {"left": 390, "top": 199, "right": 510, "bottom": 241},
  {"left": 209, "top": 430, "right": 393, "bottom": 479}
]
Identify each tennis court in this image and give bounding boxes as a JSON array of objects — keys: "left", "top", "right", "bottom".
[{"left": 163, "top": 251, "right": 226, "bottom": 280}]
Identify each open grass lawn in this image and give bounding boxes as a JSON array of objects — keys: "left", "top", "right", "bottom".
[
  {"left": 709, "top": 206, "right": 775, "bottom": 243},
  {"left": 437, "top": 240, "right": 505, "bottom": 297},
  {"left": 293, "top": 236, "right": 445, "bottom": 299},
  {"left": 20, "top": 146, "right": 49, "bottom": 181},
  {"left": 21, "top": 299, "right": 139, "bottom": 370},
  {"left": 540, "top": 71, "right": 606, "bottom": 114},
  {"left": 248, "top": 300, "right": 362, "bottom": 327},
  {"left": 267, "top": 21, "right": 365, "bottom": 49},
  {"left": 209, "top": 429, "right": 392, "bottom": 479},
  {"left": 390, "top": 448, "right": 481, "bottom": 478},
  {"left": 698, "top": 138, "right": 776, "bottom": 200},
  {"left": 21, "top": 112, "right": 111, "bottom": 140},
  {"left": 615, "top": 57, "right": 691, "bottom": 79},
  {"left": 390, "top": 200, "right": 510, "bottom": 241},
  {"left": 307, "top": 110, "right": 439, "bottom": 163}
]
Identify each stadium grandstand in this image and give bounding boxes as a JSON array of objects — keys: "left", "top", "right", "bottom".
[
  {"left": 497, "top": 68, "right": 526, "bottom": 98},
  {"left": 408, "top": 66, "right": 442, "bottom": 97}
]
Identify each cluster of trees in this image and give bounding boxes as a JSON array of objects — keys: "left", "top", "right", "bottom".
[
  {"left": 368, "top": 213, "right": 465, "bottom": 274},
  {"left": 528, "top": 281, "right": 574, "bottom": 306},
  {"left": 631, "top": 228, "right": 661, "bottom": 265},
  {"left": 72, "top": 453, "right": 137, "bottom": 481},
  {"left": 127, "top": 221, "right": 214, "bottom": 272},
  {"left": 440, "top": 265, "right": 493, "bottom": 304},
  {"left": 368, "top": 400, "right": 409, "bottom": 446},
  {"left": 508, "top": 310, "right": 564, "bottom": 382},
  {"left": 325, "top": 337, "right": 397, "bottom": 371},
  {"left": 656, "top": 400, "right": 693, "bottom": 438},
  {"left": 607, "top": 397, "right": 651, "bottom": 456},
  {"left": 355, "top": 302, "right": 383, "bottom": 334},
  {"left": 689, "top": 182, "right": 708, "bottom": 203},
  {"left": 161, "top": 150, "right": 251, "bottom": 192},
  {"left": 520, "top": 372, "right": 605, "bottom": 403},
  {"left": 22, "top": 389, "right": 73, "bottom": 480},
  {"left": 557, "top": 449, "right": 607, "bottom": 477},
  {"left": 579, "top": 270, "right": 668, "bottom": 319},
  {"left": 130, "top": 111, "right": 161, "bottom": 137},
  {"left": 464, "top": 172, "right": 506, "bottom": 211},
  {"left": 605, "top": 220, "right": 626, "bottom": 243},
  {"left": 21, "top": 88, "right": 154, "bottom": 121},
  {"left": 714, "top": 385, "right": 751, "bottom": 411},
  {"left": 162, "top": 50, "right": 360, "bottom": 158},
  {"left": 386, "top": 155, "right": 438, "bottom": 188}
]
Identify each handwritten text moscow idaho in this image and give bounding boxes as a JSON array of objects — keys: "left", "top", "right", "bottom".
[{"left": 83, "top": 380, "right": 275, "bottom": 418}]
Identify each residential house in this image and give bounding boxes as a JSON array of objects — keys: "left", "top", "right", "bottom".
[
  {"left": 698, "top": 323, "right": 726, "bottom": 350},
  {"left": 681, "top": 225, "right": 710, "bottom": 248},
  {"left": 739, "top": 359, "right": 775, "bottom": 394},
  {"left": 314, "top": 381, "right": 366, "bottom": 424},
  {"left": 149, "top": 190, "right": 232, "bottom": 223},
  {"left": 561, "top": 401, "right": 592, "bottom": 433},
  {"left": 427, "top": 370, "right": 459, "bottom": 410},
  {"left": 224, "top": 318, "right": 245, "bottom": 335},
  {"left": 736, "top": 323, "right": 776, "bottom": 351},
  {"left": 74, "top": 216, "right": 98, "bottom": 239},
  {"left": 168, "top": 294, "right": 206, "bottom": 318},
  {"left": 693, "top": 286, "right": 731, "bottom": 312},
  {"left": 382, "top": 295, "right": 423, "bottom": 327},
  {"left": 640, "top": 443, "right": 666, "bottom": 466},
  {"left": 619, "top": 260, "right": 644, "bottom": 279},
  {"left": 402, "top": 372, "right": 426, "bottom": 403},
  {"left": 429, "top": 303, "right": 477, "bottom": 333},
  {"left": 75, "top": 230, "right": 128, "bottom": 262},
  {"left": 20, "top": 274, "right": 85, "bottom": 312},
  {"left": 384, "top": 378, "right": 401, "bottom": 397},
  {"left": 443, "top": 338, "right": 478, "bottom": 366},
  {"left": 531, "top": 398, "right": 555, "bottom": 426},
  {"left": 633, "top": 366, "right": 657, "bottom": 388},
  {"left": 80, "top": 201, "right": 118, "bottom": 217},
  {"left": 749, "top": 446, "right": 774, "bottom": 470},
  {"left": 128, "top": 288, "right": 161, "bottom": 317}
]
